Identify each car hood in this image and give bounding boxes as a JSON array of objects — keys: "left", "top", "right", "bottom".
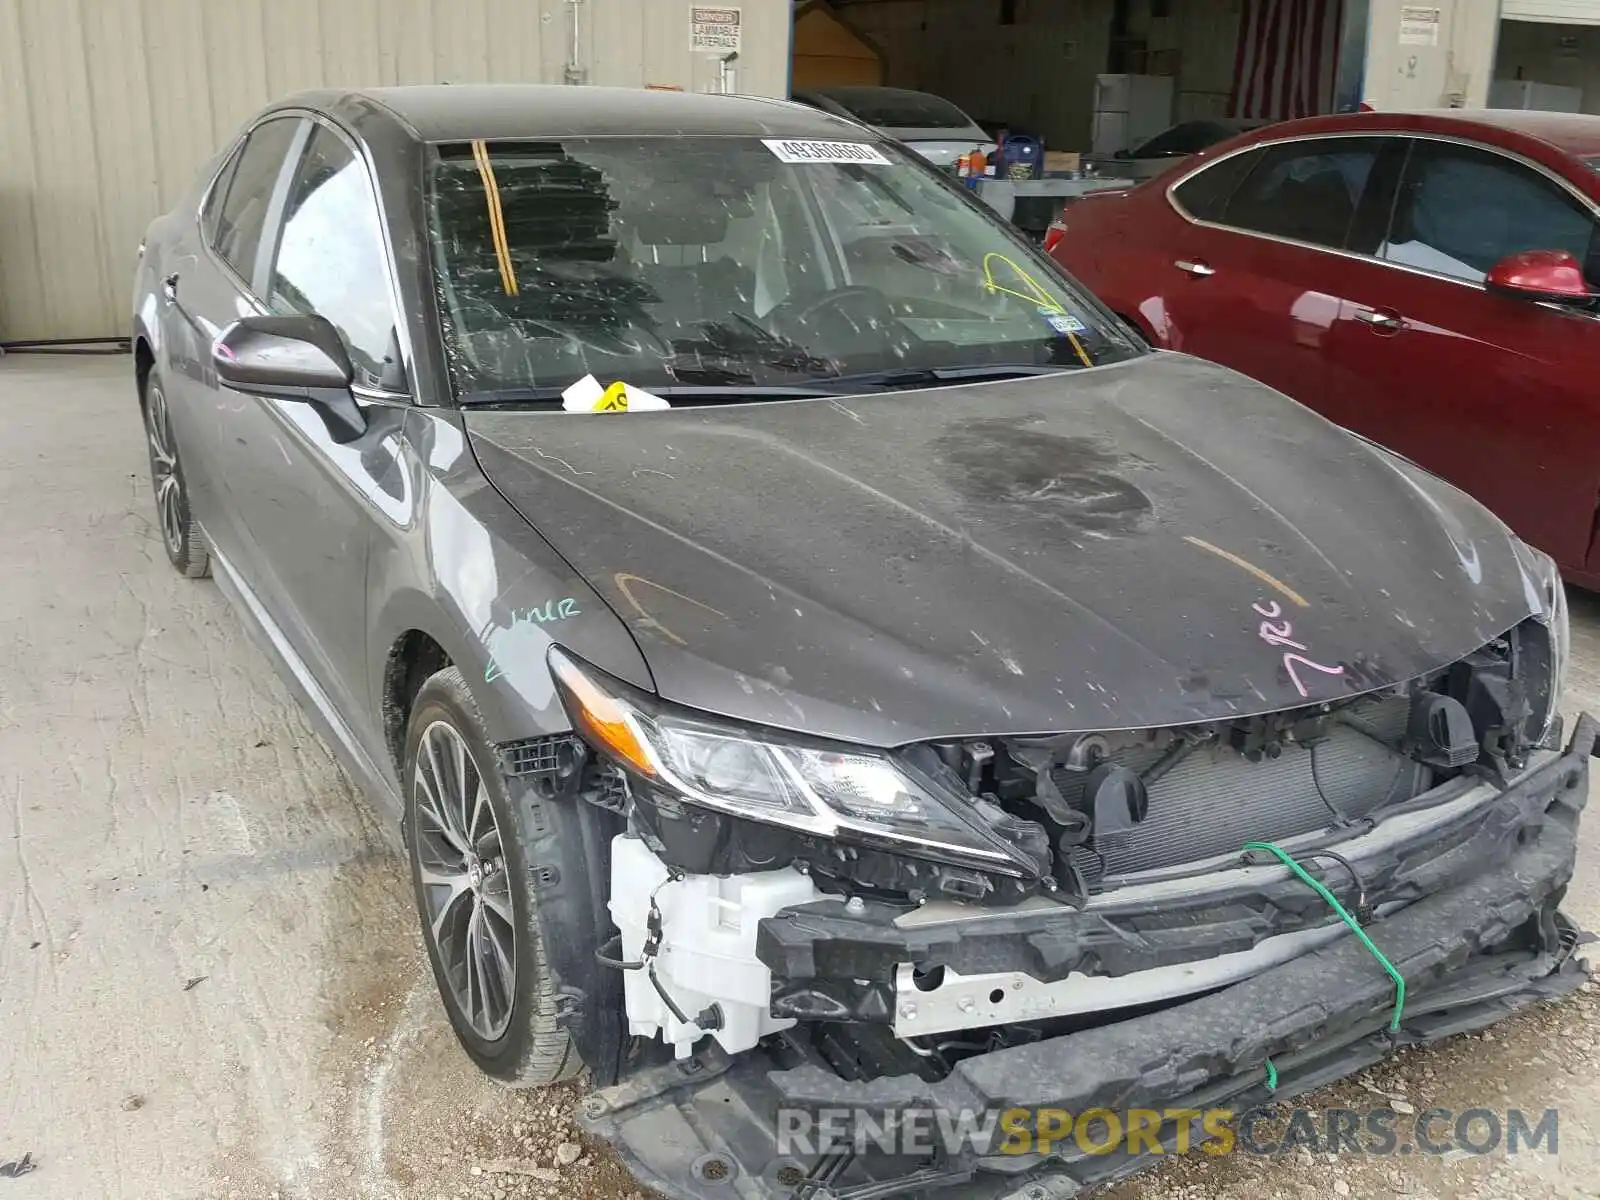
[{"left": 465, "top": 354, "right": 1543, "bottom": 747}]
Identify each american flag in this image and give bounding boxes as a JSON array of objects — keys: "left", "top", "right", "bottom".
[{"left": 1227, "top": 0, "right": 1345, "bottom": 122}]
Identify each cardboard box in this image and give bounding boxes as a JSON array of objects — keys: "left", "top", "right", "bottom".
[{"left": 1043, "top": 151, "right": 1081, "bottom": 175}]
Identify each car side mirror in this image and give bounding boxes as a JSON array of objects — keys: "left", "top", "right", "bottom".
[
  {"left": 212, "top": 314, "right": 367, "bottom": 443},
  {"left": 1484, "top": 249, "right": 1594, "bottom": 305}
]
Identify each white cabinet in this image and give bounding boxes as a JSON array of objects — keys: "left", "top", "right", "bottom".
[
  {"left": 1488, "top": 78, "right": 1585, "bottom": 112},
  {"left": 1092, "top": 74, "right": 1175, "bottom": 155}
]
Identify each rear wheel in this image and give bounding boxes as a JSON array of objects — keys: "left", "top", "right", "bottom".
[
  {"left": 143, "top": 375, "right": 210, "bottom": 578},
  {"left": 403, "top": 667, "right": 580, "bottom": 1085}
]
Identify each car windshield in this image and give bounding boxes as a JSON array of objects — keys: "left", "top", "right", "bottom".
[{"left": 426, "top": 136, "right": 1136, "bottom": 403}]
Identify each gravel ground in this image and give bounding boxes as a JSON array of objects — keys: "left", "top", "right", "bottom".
[{"left": 2, "top": 355, "right": 1598, "bottom": 1199}]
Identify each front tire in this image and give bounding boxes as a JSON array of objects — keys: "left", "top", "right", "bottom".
[
  {"left": 143, "top": 374, "right": 210, "bottom": 578},
  {"left": 403, "top": 666, "right": 580, "bottom": 1085}
]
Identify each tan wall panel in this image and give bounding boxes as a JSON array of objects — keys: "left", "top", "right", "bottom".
[
  {"left": 1365, "top": 0, "right": 1498, "bottom": 109},
  {"left": 0, "top": 0, "right": 793, "bottom": 340},
  {"left": 792, "top": 55, "right": 884, "bottom": 87}
]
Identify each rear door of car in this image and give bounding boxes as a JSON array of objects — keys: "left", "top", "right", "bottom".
[
  {"left": 1320, "top": 136, "right": 1600, "bottom": 570},
  {"left": 1154, "top": 134, "right": 1401, "bottom": 420},
  {"left": 1043, "top": 150, "right": 1256, "bottom": 336},
  {"left": 162, "top": 114, "right": 304, "bottom": 561}
]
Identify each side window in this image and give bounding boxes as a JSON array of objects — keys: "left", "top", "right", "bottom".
[
  {"left": 212, "top": 118, "right": 300, "bottom": 284},
  {"left": 201, "top": 146, "right": 241, "bottom": 245},
  {"left": 1171, "top": 147, "right": 1263, "bottom": 221},
  {"left": 1221, "top": 138, "right": 1380, "bottom": 249},
  {"left": 268, "top": 125, "right": 399, "bottom": 386},
  {"left": 1382, "top": 140, "right": 1596, "bottom": 284}
]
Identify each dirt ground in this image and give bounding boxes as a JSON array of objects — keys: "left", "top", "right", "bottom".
[{"left": 2, "top": 354, "right": 1598, "bottom": 1200}]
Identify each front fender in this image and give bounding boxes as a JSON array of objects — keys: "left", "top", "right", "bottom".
[{"left": 367, "top": 410, "right": 654, "bottom": 759}]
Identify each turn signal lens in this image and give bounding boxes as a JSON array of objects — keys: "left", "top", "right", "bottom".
[{"left": 550, "top": 650, "right": 656, "bottom": 776}]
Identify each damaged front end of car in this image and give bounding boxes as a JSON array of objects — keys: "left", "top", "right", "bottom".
[{"left": 523, "top": 587, "right": 1588, "bottom": 1200}]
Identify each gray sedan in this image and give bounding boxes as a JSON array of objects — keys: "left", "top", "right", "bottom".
[{"left": 132, "top": 83, "right": 1586, "bottom": 1200}]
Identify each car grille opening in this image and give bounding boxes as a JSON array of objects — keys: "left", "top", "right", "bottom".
[{"left": 1053, "top": 692, "right": 1425, "bottom": 882}]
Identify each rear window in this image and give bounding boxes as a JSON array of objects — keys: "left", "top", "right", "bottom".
[
  {"left": 1222, "top": 138, "right": 1379, "bottom": 250},
  {"left": 820, "top": 89, "right": 974, "bottom": 130},
  {"left": 212, "top": 117, "right": 300, "bottom": 284},
  {"left": 1170, "top": 149, "right": 1263, "bottom": 221}
]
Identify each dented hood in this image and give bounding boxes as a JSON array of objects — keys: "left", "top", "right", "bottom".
[{"left": 465, "top": 354, "right": 1543, "bottom": 746}]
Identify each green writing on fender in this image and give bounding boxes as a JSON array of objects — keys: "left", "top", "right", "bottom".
[{"left": 484, "top": 598, "right": 581, "bottom": 682}]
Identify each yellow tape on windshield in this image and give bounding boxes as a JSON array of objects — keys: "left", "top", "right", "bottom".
[
  {"left": 471, "top": 139, "right": 519, "bottom": 297},
  {"left": 982, "top": 252, "right": 1092, "bottom": 367}
]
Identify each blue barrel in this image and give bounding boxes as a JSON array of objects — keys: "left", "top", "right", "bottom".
[{"left": 1001, "top": 135, "right": 1042, "bottom": 181}]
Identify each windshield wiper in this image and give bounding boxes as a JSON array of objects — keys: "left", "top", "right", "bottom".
[
  {"left": 457, "top": 364, "right": 1077, "bottom": 409},
  {"left": 457, "top": 384, "right": 842, "bottom": 409},
  {"left": 832, "top": 364, "right": 1078, "bottom": 390}
]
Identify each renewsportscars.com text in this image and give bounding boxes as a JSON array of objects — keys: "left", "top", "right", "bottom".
[{"left": 775, "top": 1106, "right": 1559, "bottom": 1159}]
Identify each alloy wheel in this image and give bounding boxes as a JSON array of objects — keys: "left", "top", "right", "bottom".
[
  {"left": 413, "top": 720, "right": 517, "bottom": 1041},
  {"left": 145, "top": 384, "right": 184, "bottom": 556}
]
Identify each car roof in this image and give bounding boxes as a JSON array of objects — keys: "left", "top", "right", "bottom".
[
  {"left": 293, "top": 84, "right": 871, "bottom": 143},
  {"left": 1234, "top": 108, "right": 1600, "bottom": 160}
]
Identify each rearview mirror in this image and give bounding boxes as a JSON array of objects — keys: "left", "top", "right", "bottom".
[
  {"left": 1484, "top": 249, "right": 1594, "bottom": 305},
  {"left": 213, "top": 314, "right": 366, "bottom": 443}
]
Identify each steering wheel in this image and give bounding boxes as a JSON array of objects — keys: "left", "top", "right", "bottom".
[
  {"left": 785, "top": 285, "right": 893, "bottom": 324},
  {"left": 767, "top": 286, "right": 904, "bottom": 348}
]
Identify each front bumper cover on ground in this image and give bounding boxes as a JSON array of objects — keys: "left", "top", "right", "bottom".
[{"left": 581, "top": 717, "right": 1597, "bottom": 1200}]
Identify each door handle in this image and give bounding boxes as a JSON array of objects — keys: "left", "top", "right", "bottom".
[
  {"left": 1174, "top": 259, "right": 1215, "bottom": 277},
  {"left": 1353, "top": 307, "right": 1403, "bottom": 331},
  {"left": 162, "top": 273, "right": 179, "bottom": 302}
]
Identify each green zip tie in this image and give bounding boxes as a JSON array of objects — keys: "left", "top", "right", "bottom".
[
  {"left": 1263, "top": 1058, "right": 1278, "bottom": 1090},
  {"left": 1242, "top": 841, "right": 1407, "bottom": 1033}
]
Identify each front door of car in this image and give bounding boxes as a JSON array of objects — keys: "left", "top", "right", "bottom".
[
  {"left": 1321, "top": 137, "right": 1600, "bottom": 571},
  {"left": 219, "top": 119, "right": 412, "bottom": 759},
  {"left": 1156, "top": 136, "right": 1396, "bottom": 420}
]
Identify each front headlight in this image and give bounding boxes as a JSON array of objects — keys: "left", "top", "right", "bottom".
[
  {"left": 1526, "top": 548, "right": 1569, "bottom": 747},
  {"left": 549, "top": 647, "right": 1031, "bottom": 876}
]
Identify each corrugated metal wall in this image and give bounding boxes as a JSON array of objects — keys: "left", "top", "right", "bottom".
[
  {"left": 1132, "top": 0, "right": 1247, "bottom": 122},
  {"left": 0, "top": 0, "right": 792, "bottom": 340}
]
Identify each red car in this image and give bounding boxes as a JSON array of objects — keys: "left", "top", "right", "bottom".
[{"left": 1049, "top": 110, "right": 1600, "bottom": 585}]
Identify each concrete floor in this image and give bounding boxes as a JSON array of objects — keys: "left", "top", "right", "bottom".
[{"left": 3, "top": 355, "right": 1600, "bottom": 1200}]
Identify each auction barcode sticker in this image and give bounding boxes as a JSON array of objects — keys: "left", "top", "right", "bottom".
[{"left": 762, "top": 139, "right": 890, "bottom": 165}]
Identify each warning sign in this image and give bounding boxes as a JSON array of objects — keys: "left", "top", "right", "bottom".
[
  {"left": 1399, "top": 6, "right": 1440, "bottom": 46},
  {"left": 691, "top": 5, "right": 741, "bottom": 53}
]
